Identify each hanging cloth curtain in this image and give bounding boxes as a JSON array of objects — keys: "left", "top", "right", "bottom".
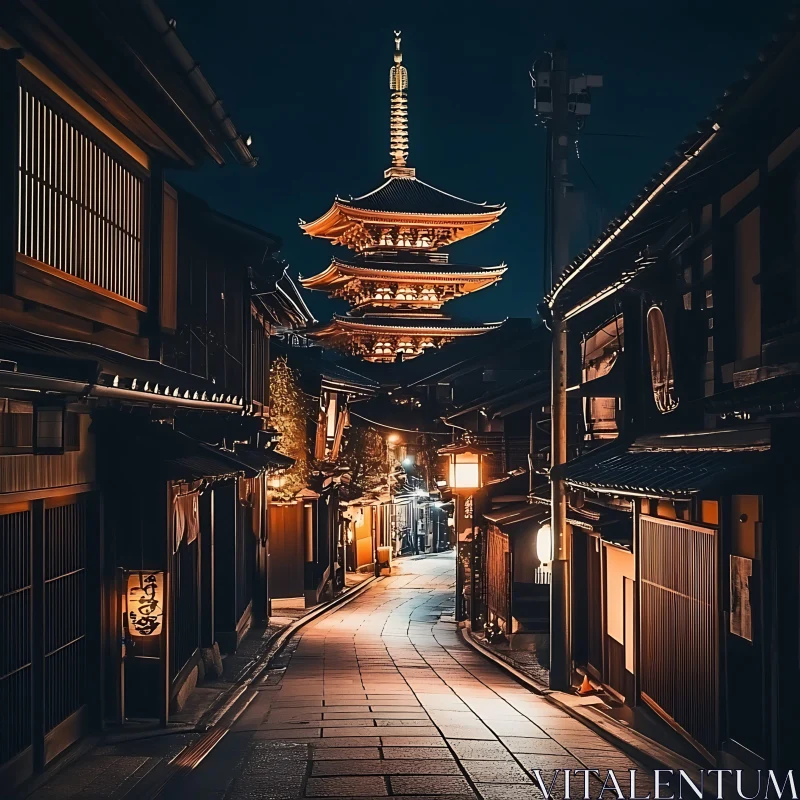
[{"left": 173, "top": 490, "right": 200, "bottom": 551}]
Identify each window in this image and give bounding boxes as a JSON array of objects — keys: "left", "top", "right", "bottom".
[
  {"left": 646, "top": 306, "right": 679, "bottom": 413},
  {"left": 733, "top": 208, "right": 761, "bottom": 361},
  {"left": 762, "top": 167, "right": 800, "bottom": 337},
  {"left": 582, "top": 316, "right": 624, "bottom": 440},
  {"left": 17, "top": 82, "right": 145, "bottom": 306},
  {"left": 0, "top": 400, "right": 80, "bottom": 453}
]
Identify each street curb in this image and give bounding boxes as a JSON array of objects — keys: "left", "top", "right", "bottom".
[{"left": 458, "top": 625, "right": 706, "bottom": 777}]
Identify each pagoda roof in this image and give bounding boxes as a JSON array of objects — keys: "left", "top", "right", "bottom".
[
  {"left": 341, "top": 176, "right": 504, "bottom": 216},
  {"left": 300, "top": 175, "right": 505, "bottom": 249},
  {"left": 310, "top": 314, "right": 504, "bottom": 337},
  {"left": 300, "top": 256, "right": 507, "bottom": 290}
]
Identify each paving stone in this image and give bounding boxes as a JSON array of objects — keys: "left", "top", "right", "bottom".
[
  {"left": 381, "top": 748, "right": 454, "bottom": 760},
  {"left": 514, "top": 753, "right": 584, "bottom": 773},
  {"left": 378, "top": 737, "right": 447, "bottom": 747},
  {"left": 312, "top": 747, "right": 382, "bottom": 760},
  {"left": 312, "top": 759, "right": 461, "bottom": 776},
  {"left": 462, "top": 761, "right": 531, "bottom": 784},
  {"left": 389, "top": 775, "right": 474, "bottom": 795},
  {"left": 499, "top": 738, "right": 570, "bottom": 756},
  {"left": 476, "top": 784, "right": 557, "bottom": 800},
  {"left": 312, "top": 737, "right": 383, "bottom": 748},
  {"left": 305, "top": 775, "right": 388, "bottom": 796}
]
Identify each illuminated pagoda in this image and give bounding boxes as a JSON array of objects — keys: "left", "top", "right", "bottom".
[{"left": 299, "top": 32, "right": 506, "bottom": 363}]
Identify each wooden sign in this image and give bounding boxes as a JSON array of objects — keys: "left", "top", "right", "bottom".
[{"left": 126, "top": 571, "right": 165, "bottom": 637}]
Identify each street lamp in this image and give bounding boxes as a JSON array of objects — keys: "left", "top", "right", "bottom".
[
  {"left": 438, "top": 439, "right": 492, "bottom": 623},
  {"left": 438, "top": 441, "right": 490, "bottom": 491}
]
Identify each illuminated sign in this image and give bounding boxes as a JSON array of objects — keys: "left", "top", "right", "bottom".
[{"left": 126, "top": 571, "right": 165, "bottom": 637}]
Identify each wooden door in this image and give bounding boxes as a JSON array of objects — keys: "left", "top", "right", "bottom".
[
  {"left": 486, "top": 524, "right": 510, "bottom": 632},
  {"left": 640, "top": 515, "right": 717, "bottom": 758},
  {"left": 267, "top": 503, "right": 304, "bottom": 599}
]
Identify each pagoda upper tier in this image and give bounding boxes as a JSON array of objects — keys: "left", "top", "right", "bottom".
[
  {"left": 300, "top": 254, "right": 507, "bottom": 311},
  {"left": 300, "top": 174, "right": 505, "bottom": 252},
  {"left": 298, "top": 32, "right": 506, "bottom": 363}
]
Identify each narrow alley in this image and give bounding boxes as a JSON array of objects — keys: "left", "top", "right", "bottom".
[{"left": 153, "top": 553, "right": 654, "bottom": 800}]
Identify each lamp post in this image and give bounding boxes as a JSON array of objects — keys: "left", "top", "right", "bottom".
[{"left": 438, "top": 440, "right": 489, "bottom": 623}]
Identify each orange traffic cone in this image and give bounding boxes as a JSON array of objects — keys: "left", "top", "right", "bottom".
[{"left": 577, "top": 674, "right": 594, "bottom": 696}]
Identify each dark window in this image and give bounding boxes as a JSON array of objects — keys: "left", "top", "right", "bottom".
[
  {"left": 647, "top": 306, "right": 679, "bottom": 413},
  {"left": 582, "top": 316, "right": 624, "bottom": 440},
  {"left": 762, "top": 166, "right": 800, "bottom": 337}
]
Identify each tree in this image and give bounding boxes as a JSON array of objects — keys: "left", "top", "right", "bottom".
[
  {"left": 338, "top": 424, "right": 388, "bottom": 498},
  {"left": 268, "top": 357, "right": 311, "bottom": 500}
]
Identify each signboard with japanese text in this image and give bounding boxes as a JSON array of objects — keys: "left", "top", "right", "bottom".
[{"left": 126, "top": 571, "right": 165, "bottom": 637}]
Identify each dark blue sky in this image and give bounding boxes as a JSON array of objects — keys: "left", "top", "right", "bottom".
[{"left": 163, "top": 0, "right": 789, "bottom": 323}]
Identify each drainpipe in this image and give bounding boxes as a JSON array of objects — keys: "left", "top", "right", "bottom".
[{"left": 550, "top": 307, "right": 572, "bottom": 691}]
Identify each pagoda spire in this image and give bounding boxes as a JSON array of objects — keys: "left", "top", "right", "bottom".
[{"left": 387, "top": 32, "right": 415, "bottom": 178}]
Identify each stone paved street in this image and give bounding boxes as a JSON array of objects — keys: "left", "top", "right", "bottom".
[{"left": 166, "top": 553, "right": 656, "bottom": 799}]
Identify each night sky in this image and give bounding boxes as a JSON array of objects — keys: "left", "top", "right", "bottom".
[{"left": 162, "top": 0, "right": 789, "bottom": 324}]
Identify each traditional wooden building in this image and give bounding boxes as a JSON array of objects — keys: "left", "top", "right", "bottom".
[
  {"left": 266, "top": 339, "right": 380, "bottom": 603},
  {"left": 0, "top": 1, "right": 303, "bottom": 788},
  {"left": 299, "top": 33, "right": 506, "bottom": 362},
  {"left": 543, "top": 14, "right": 800, "bottom": 772}
]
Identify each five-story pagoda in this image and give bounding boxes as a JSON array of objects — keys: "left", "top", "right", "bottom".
[{"left": 299, "top": 33, "right": 507, "bottom": 363}]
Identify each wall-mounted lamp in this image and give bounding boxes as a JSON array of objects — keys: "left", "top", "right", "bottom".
[{"left": 536, "top": 522, "right": 553, "bottom": 565}]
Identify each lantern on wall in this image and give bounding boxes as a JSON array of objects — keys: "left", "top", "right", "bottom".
[
  {"left": 536, "top": 522, "right": 553, "bottom": 565},
  {"left": 126, "top": 571, "right": 165, "bottom": 637},
  {"left": 438, "top": 440, "right": 491, "bottom": 491}
]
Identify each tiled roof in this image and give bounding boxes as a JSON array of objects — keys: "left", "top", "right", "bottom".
[
  {"left": 558, "top": 434, "right": 771, "bottom": 497},
  {"left": 332, "top": 255, "right": 506, "bottom": 276},
  {"left": 340, "top": 177, "right": 504, "bottom": 216},
  {"left": 333, "top": 314, "right": 502, "bottom": 331}
]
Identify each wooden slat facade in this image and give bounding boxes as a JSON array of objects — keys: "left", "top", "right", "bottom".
[
  {"left": 640, "top": 515, "right": 717, "bottom": 756},
  {"left": 16, "top": 81, "right": 144, "bottom": 307},
  {"left": 0, "top": 493, "right": 92, "bottom": 785},
  {"left": 486, "top": 524, "right": 510, "bottom": 631}
]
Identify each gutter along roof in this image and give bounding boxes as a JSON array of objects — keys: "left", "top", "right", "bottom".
[
  {"left": 9, "top": 0, "right": 257, "bottom": 169},
  {"left": 0, "top": 324, "right": 245, "bottom": 412},
  {"left": 545, "top": 8, "right": 800, "bottom": 316}
]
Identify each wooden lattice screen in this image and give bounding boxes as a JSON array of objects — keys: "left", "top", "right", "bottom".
[{"left": 640, "top": 515, "right": 717, "bottom": 754}]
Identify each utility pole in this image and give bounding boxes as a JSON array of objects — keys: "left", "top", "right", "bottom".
[{"left": 531, "top": 43, "right": 602, "bottom": 692}]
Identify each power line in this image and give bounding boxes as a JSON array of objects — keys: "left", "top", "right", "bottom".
[
  {"left": 582, "top": 131, "right": 651, "bottom": 139},
  {"left": 349, "top": 410, "right": 447, "bottom": 436}
]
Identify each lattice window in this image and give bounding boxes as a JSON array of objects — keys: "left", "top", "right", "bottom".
[{"left": 17, "top": 83, "right": 144, "bottom": 306}]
